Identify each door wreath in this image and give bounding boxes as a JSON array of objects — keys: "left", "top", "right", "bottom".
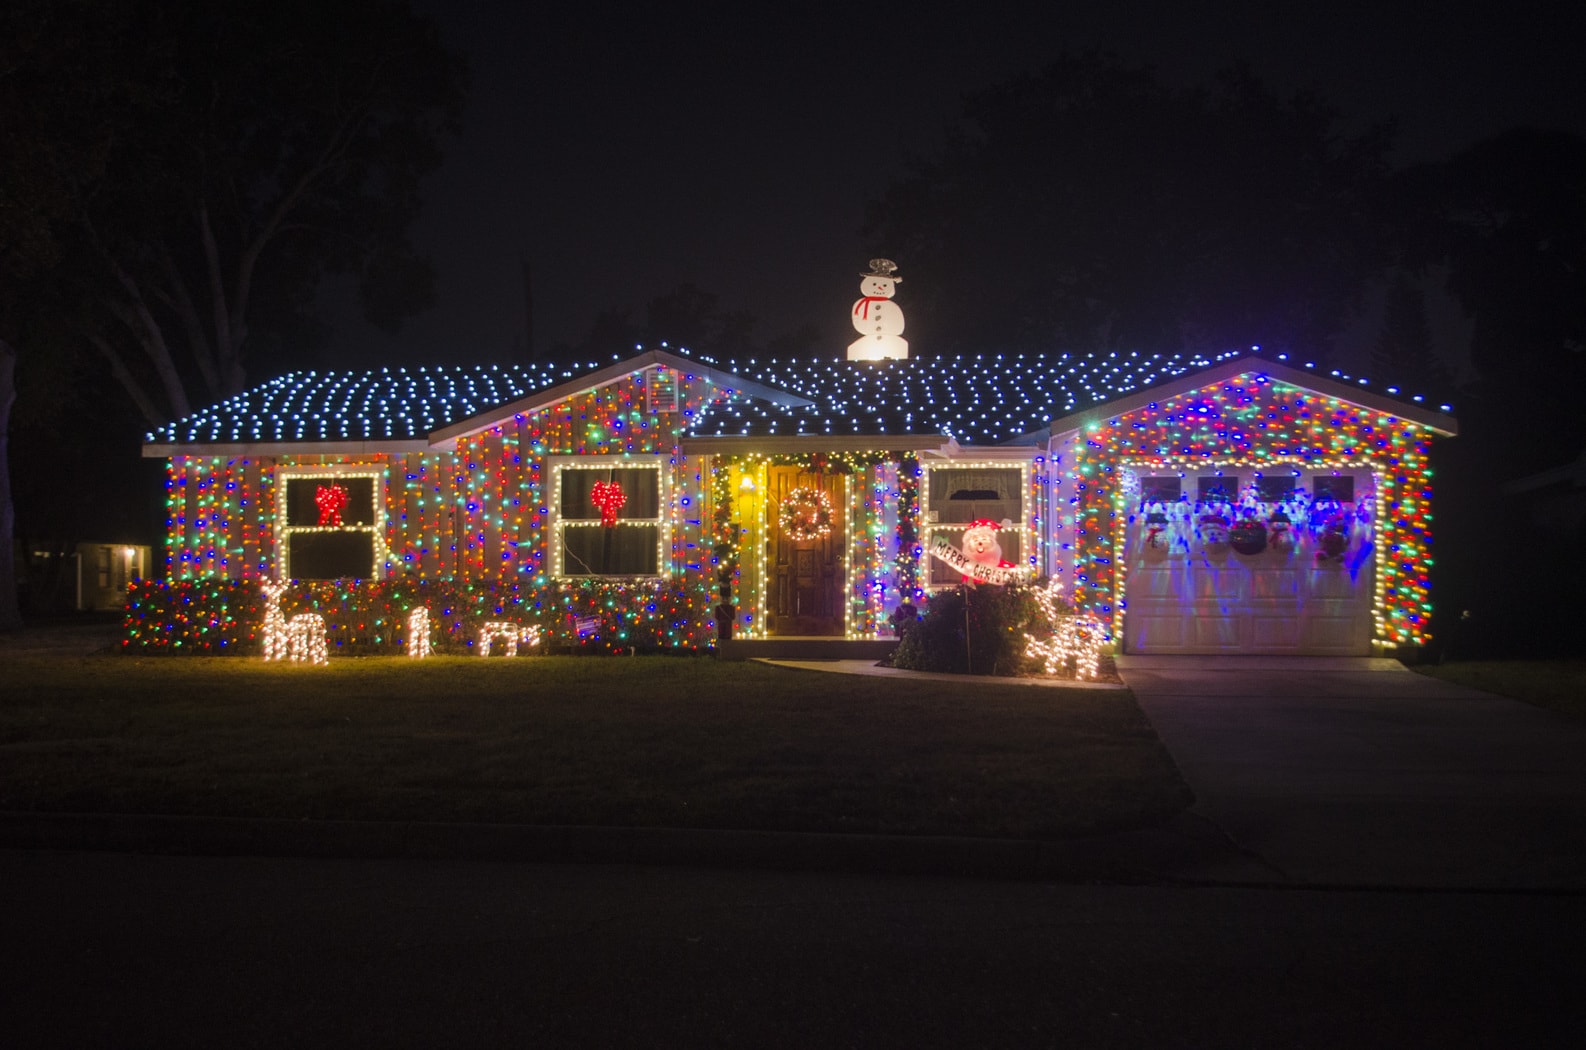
[{"left": 779, "top": 486, "right": 834, "bottom": 542}]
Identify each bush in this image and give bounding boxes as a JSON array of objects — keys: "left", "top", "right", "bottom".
[
  {"left": 123, "top": 577, "right": 715, "bottom": 655},
  {"left": 892, "top": 584, "right": 1036, "bottom": 676}
]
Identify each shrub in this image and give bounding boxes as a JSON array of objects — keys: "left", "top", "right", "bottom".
[
  {"left": 123, "top": 577, "right": 714, "bottom": 656},
  {"left": 892, "top": 584, "right": 1037, "bottom": 676}
]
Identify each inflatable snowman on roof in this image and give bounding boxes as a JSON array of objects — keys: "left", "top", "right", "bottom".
[{"left": 847, "top": 258, "right": 909, "bottom": 361}]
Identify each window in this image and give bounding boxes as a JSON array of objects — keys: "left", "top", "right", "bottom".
[
  {"left": 1255, "top": 475, "right": 1300, "bottom": 502},
  {"left": 550, "top": 457, "right": 666, "bottom": 578},
  {"left": 1141, "top": 476, "right": 1183, "bottom": 503},
  {"left": 277, "top": 471, "right": 384, "bottom": 581},
  {"left": 1313, "top": 475, "right": 1356, "bottom": 503},
  {"left": 1197, "top": 475, "right": 1239, "bottom": 502},
  {"left": 920, "top": 462, "right": 1029, "bottom": 587}
]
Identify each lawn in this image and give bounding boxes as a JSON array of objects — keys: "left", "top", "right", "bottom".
[
  {"left": 1414, "top": 660, "right": 1586, "bottom": 720},
  {"left": 0, "top": 655, "right": 1190, "bottom": 840}
]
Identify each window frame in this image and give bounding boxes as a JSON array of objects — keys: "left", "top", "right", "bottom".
[
  {"left": 918, "top": 458, "right": 1033, "bottom": 590},
  {"left": 274, "top": 467, "right": 387, "bottom": 582},
  {"left": 548, "top": 455, "right": 669, "bottom": 580}
]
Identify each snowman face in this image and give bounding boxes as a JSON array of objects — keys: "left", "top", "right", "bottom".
[{"left": 859, "top": 275, "right": 896, "bottom": 298}]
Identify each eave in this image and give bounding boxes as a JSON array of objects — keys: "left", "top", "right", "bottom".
[
  {"left": 681, "top": 434, "right": 950, "bottom": 455},
  {"left": 427, "top": 349, "right": 815, "bottom": 448},
  {"left": 1049, "top": 357, "right": 1459, "bottom": 437},
  {"left": 142, "top": 439, "right": 432, "bottom": 459}
]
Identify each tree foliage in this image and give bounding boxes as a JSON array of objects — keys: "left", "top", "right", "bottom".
[
  {"left": 1369, "top": 273, "right": 1448, "bottom": 393},
  {"left": 551, "top": 281, "right": 820, "bottom": 361},
  {"left": 0, "top": 0, "right": 467, "bottom": 424},
  {"left": 0, "top": 0, "right": 464, "bottom": 626},
  {"left": 863, "top": 54, "right": 1394, "bottom": 357}
]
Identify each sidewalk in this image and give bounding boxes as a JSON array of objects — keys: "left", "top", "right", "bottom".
[{"left": 755, "top": 658, "right": 1127, "bottom": 690}]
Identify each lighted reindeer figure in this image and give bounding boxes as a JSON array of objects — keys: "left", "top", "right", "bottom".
[
  {"left": 406, "top": 606, "right": 434, "bottom": 659},
  {"left": 478, "top": 621, "right": 542, "bottom": 657},
  {"left": 1025, "top": 577, "right": 1109, "bottom": 681},
  {"left": 261, "top": 580, "right": 328, "bottom": 665}
]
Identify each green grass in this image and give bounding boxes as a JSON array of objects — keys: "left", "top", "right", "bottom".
[
  {"left": 0, "top": 655, "right": 1190, "bottom": 840},
  {"left": 1414, "top": 660, "right": 1586, "bottom": 720}
]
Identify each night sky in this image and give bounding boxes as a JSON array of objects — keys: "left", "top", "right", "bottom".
[{"left": 320, "top": 2, "right": 1586, "bottom": 372}]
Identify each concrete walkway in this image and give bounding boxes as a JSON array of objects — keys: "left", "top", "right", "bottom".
[
  {"left": 755, "top": 658, "right": 1127, "bottom": 690},
  {"left": 1116, "top": 655, "right": 1586, "bottom": 889}
]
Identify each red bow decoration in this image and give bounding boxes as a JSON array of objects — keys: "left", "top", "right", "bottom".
[
  {"left": 590, "top": 480, "right": 626, "bottom": 527},
  {"left": 314, "top": 484, "right": 349, "bottom": 527}
]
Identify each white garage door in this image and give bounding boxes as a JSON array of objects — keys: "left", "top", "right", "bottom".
[{"left": 1121, "top": 469, "right": 1374, "bottom": 656}]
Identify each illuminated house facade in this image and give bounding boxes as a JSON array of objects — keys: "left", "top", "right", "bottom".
[{"left": 141, "top": 347, "right": 1456, "bottom": 656}]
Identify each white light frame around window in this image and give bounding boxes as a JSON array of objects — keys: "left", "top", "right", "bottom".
[
  {"left": 548, "top": 455, "right": 669, "bottom": 579},
  {"left": 918, "top": 459, "right": 1033, "bottom": 591},
  {"left": 274, "top": 467, "right": 387, "bottom": 581}
]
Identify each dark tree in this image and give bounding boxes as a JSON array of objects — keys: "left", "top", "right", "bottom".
[
  {"left": 1439, "top": 130, "right": 1586, "bottom": 468},
  {"left": 551, "top": 281, "right": 818, "bottom": 361},
  {"left": 863, "top": 54, "right": 1394, "bottom": 358},
  {"left": 1369, "top": 274, "right": 1449, "bottom": 392},
  {"left": 2, "top": 0, "right": 466, "bottom": 424},
  {"left": 0, "top": 0, "right": 466, "bottom": 625},
  {"left": 1388, "top": 130, "right": 1586, "bottom": 656}
]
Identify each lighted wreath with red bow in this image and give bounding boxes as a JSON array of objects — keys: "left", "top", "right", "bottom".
[
  {"left": 779, "top": 486, "right": 834, "bottom": 542},
  {"left": 590, "top": 479, "right": 627, "bottom": 527}
]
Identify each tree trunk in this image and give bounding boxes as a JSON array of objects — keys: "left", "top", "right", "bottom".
[{"left": 0, "top": 338, "right": 24, "bottom": 631}]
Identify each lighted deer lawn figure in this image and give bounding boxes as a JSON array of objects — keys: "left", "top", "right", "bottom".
[
  {"left": 478, "top": 621, "right": 541, "bottom": 657},
  {"left": 261, "top": 580, "right": 328, "bottom": 665},
  {"left": 1025, "top": 577, "right": 1109, "bottom": 680}
]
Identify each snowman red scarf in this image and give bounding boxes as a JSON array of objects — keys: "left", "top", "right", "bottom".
[{"left": 853, "top": 296, "right": 890, "bottom": 320}]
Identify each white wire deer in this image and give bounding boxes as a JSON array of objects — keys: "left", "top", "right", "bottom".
[
  {"left": 261, "top": 579, "right": 328, "bottom": 665},
  {"left": 478, "top": 621, "right": 541, "bottom": 657},
  {"left": 1026, "top": 577, "right": 1109, "bottom": 681}
]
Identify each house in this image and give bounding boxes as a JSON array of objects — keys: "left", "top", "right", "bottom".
[
  {"left": 27, "top": 542, "right": 153, "bottom": 612},
  {"left": 137, "top": 344, "right": 1456, "bottom": 658}
]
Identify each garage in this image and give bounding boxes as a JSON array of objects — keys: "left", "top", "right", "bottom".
[
  {"left": 1120, "top": 468, "right": 1376, "bottom": 655},
  {"left": 1059, "top": 360, "right": 1455, "bottom": 658}
]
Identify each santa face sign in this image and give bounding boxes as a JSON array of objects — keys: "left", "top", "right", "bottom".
[
  {"left": 1199, "top": 512, "right": 1232, "bottom": 555},
  {"left": 961, "top": 520, "right": 1004, "bottom": 567}
]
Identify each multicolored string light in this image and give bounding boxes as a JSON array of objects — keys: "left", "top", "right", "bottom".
[{"left": 1065, "top": 373, "right": 1436, "bottom": 647}]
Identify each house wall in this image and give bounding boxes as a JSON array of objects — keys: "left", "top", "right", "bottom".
[
  {"left": 1059, "top": 372, "right": 1439, "bottom": 648},
  {"left": 161, "top": 370, "right": 723, "bottom": 627},
  {"left": 705, "top": 453, "right": 914, "bottom": 640}
]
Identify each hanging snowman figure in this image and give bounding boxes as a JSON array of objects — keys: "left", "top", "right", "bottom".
[
  {"left": 1141, "top": 501, "right": 1172, "bottom": 559},
  {"left": 847, "top": 258, "right": 909, "bottom": 361},
  {"left": 1312, "top": 496, "right": 1349, "bottom": 562},
  {"left": 1268, "top": 508, "right": 1297, "bottom": 555}
]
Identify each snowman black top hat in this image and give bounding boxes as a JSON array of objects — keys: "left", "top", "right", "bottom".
[{"left": 863, "top": 258, "right": 901, "bottom": 281}]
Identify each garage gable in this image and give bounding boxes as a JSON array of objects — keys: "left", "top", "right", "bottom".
[{"left": 1060, "top": 366, "right": 1445, "bottom": 654}]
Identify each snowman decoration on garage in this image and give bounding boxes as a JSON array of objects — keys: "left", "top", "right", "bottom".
[{"left": 847, "top": 258, "right": 909, "bottom": 361}]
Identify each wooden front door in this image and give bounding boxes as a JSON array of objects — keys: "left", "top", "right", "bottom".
[{"left": 768, "top": 466, "right": 846, "bottom": 636}]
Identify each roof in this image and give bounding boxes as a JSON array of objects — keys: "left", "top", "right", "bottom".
[
  {"left": 144, "top": 345, "right": 1458, "bottom": 455},
  {"left": 683, "top": 348, "right": 1245, "bottom": 444}
]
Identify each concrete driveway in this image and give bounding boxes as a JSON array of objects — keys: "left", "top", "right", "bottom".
[{"left": 1116, "top": 656, "right": 1586, "bottom": 890}]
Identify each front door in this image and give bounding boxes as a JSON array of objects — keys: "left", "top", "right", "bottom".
[{"left": 768, "top": 466, "right": 846, "bottom": 636}]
